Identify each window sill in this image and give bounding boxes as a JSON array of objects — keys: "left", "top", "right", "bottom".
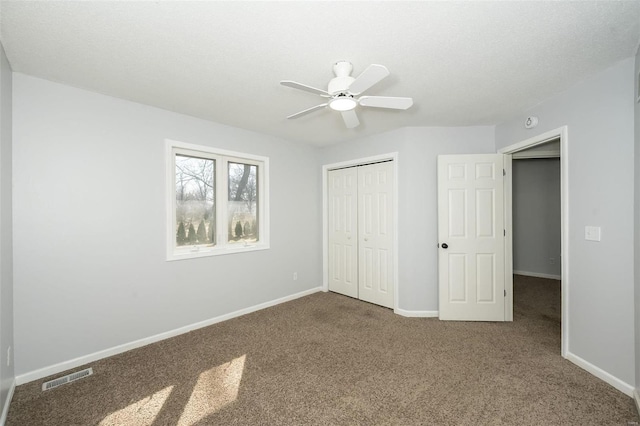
[{"left": 166, "top": 243, "right": 270, "bottom": 261}]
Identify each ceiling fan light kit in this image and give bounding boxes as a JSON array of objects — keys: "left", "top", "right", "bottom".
[
  {"left": 329, "top": 95, "right": 357, "bottom": 111},
  {"left": 280, "top": 61, "right": 413, "bottom": 128}
]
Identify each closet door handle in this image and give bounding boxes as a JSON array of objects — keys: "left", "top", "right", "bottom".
[{"left": 441, "top": 243, "right": 448, "bottom": 249}]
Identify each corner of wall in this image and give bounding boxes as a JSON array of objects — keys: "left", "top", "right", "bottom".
[
  {"left": 0, "top": 379, "right": 15, "bottom": 426},
  {"left": 0, "top": 40, "right": 15, "bottom": 424}
]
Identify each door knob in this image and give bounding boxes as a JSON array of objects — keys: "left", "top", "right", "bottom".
[{"left": 441, "top": 243, "right": 448, "bottom": 249}]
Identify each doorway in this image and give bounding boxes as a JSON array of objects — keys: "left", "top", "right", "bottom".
[
  {"left": 512, "top": 144, "right": 562, "bottom": 345},
  {"left": 500, "top": 126, "right": 568, "bottom": 357},
  {"left": 512, "top": 143, "right": 561, "bottom": 280}
]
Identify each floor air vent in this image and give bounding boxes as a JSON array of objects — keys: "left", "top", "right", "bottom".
[{"left": 42, "top": 367, "right": 93, "bottom": 391}]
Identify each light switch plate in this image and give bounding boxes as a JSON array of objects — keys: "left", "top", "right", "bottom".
[{"left": 585, "top": 226, "right": 601, "bottom": 242}]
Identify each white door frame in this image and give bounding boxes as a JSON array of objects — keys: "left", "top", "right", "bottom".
[
  {"left": 499, "top": 126, "right": 569, "bottom": 357},
  {"left": 322, "top": 152, "right": 399, "bottom": 312}
]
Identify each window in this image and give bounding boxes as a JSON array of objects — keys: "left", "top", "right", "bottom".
[{"left": 167, "top": 140, "right": 269, "bottom": 260}]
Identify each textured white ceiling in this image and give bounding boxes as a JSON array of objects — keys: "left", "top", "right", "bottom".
[{"left": 2, "top": 1, "right": 639, "bottom": 146}]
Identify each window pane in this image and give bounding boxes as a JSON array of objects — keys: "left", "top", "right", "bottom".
[
  {"left": 175, "top": 155, "right": 215, "bottom": 247},
  {"left": 228, "top": 162, "right": 258, "bottom": 244}
]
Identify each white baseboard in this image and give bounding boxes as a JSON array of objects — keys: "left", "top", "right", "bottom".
[
  {"left": 513, "top": 270, "right": 561, "bottom": 280},
  {"left": 394, "top": 308, "right": 439, "bottom": 318},
  {"left": 16, "top": 286, "right": 323, "bottom": 386},
  {"left": 565, "top": 351, "right": 634, "bottom": 396},
  {"left": 634, "top": 389, "right": 640, "bottom": 418},
  {"left": 0, "top": 379, "right": 16, "bottom": 426}
]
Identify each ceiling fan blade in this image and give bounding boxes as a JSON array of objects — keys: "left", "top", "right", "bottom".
[
  {"left": 359, "top": 96, "right": 413, "bottom": 110},
  {"left": 280, "top": 80, "right": 330, "bottom": 97},
  {"left": 286, "top": 103, "right": 328, "bottom": 119},
  {"left": 348, "top": 64, "right": 389, "bottom": 95},
  {"left": 341, "top": 110, "right": 360, "bottom": 128}
]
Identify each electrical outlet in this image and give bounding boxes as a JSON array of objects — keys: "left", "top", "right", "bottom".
[
  {"left": 7, "top": 346, "right": 11, "bottom": 367},
  {"left": 293, "top": 272, "right": 298, "bottom": 281},
  {"left": 585, "top": 226, "right": 601, "bottom": 242}
]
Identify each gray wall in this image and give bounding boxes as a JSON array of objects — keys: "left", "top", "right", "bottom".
[
  {"left": 496, "top": 58, "right": 636, "bottom": 386},
  {"left": 512, "top": 158, "right": 561, "bottom": 278},
  {"left": 12, "top": 74, "right": 322, "bottom": 377},
  {"left": 319, "top": 126, "right": 495, "bottom": 312},
  {"left": 0, "top": 43, "right": 14, "bottom": 416}
]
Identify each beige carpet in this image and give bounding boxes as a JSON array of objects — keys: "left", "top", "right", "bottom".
[{"left": 7, "top": 275, "right": 638, "bottom": 425}]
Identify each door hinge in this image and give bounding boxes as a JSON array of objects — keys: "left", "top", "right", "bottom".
[
  {"left": 503, "top": 169, "right": 506, "bottom": 176},
  {"left": 503, "top": 229, "right": 506, "bottom": 236},
  {"left": 504, "top": 289, "right": 506, "bottom": 297}
]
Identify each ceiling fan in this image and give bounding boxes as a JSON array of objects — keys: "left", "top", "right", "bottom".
[{"left": 280, "top": 61, "right": 413, "bottom": 129}]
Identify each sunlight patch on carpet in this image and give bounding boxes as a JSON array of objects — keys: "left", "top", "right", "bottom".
[
  {"left": 99, "top": 385, "right": 174, "bottom": 426},
  {"left": 177, "top": 354, "right": 246, "bottom": 426}
]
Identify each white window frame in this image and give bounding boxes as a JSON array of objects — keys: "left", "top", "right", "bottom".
[{"left": 166, "top": 139, "right": 269, "bottom": 261}]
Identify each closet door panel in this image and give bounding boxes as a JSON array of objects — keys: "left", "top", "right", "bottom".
[
  {"left": 328, "top": 168, "right": 358, "bottom": 298},
  {"left": 358, "top": 162, "right": 394, "bottom": 308}
]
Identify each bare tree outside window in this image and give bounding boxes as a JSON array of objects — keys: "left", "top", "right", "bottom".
[
  {"left": 228, "top": 162, "right": 258, "bottom": 244},
  {"left": 175, "top": 155, "right": 215, "bottom": 247}
]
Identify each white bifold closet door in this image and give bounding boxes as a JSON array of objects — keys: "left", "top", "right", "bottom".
[{"left": 328, "top": 161, "right": 394, "bottom": 309}]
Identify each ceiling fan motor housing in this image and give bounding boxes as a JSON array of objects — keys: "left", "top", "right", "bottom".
[
  {"left": 328, "top": 76, "right": 354, "bottom": 95},
  {"left": 329, "top": 61, "right": 355, "bottom": 94}
]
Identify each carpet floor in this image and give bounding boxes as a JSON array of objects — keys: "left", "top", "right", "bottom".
[{"left": 6, "top": 275, "right": 638, "bottom": 425}]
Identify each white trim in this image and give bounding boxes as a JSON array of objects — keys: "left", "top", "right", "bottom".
[
  {"left": 497, "top": 127, "right": 564, "bottom": 155},
  {"left": 634, "top": 389, "right": 640, "bottom": 418},
  {"left": 504, "top": 154, "right": 513, "bottom": 321},
  {"left": 394, "top": 309, "right": 439, "bottom": 318},
  {"left": 0, "top": 379, "right": 15, "bottom": 426},
  {"left": 166, "top": 139, "right": 269, "bottom": 163},
  {"left": 513, "top": 270, "right": 561, "bottom": 280},
  {"left": 393, "top": 155, "right": 399, "bottom": 313},
  {"left": 322, "top": 165, "right": 328, "bottom": 291},
  {"left": 322, "top": 152, "right": 400, "bottom": 312},
  {"left": 323, "top": 152, "right": 397, "bottom": 172},
  {"left": 512, "top": 150, "right": 560, "bottom": 159},
  {"left": 565, "top": 351, "right": 634, "bottom": 396},
  {"left": 559, "top": 126, "right": 569, "bottom": 358},
  {"left": 499, "top": 125, "right": 569, "bottom": 358},
  {"left": 15, "top": 287, "right": 322, "bottom": 386}
]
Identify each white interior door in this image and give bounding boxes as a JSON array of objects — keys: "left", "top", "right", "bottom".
[
  {"left": 437, "top": 154, "right": 505, "bottom": 321},
  {"left": 328, "top": 167, "right": 358, "bottom": 298},
  {"left": 358, "top": 162, "right": 394, "bottom": 308}
]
